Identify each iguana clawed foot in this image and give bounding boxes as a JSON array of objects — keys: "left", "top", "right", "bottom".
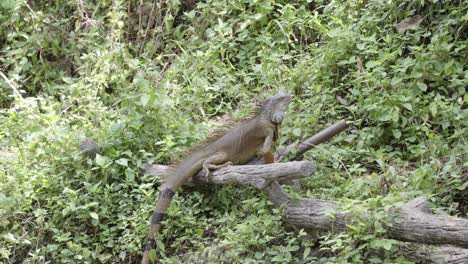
[{"left": 203, "top": 161, "right": 233, "bottom": 179}]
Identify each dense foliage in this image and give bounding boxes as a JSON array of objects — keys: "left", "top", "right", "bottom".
[{"left": 1, "top": 0, "right": 466, "bottom": 263}]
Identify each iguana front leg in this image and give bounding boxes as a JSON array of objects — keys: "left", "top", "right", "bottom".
[
  {"left": 203, "top": 153, "right": 232, "bottom": 177},
  {"left": 258, "top": 134, "right": 276, "bottom": 190},
  {"left": 263, "top": 135, "right": 274, "bottom": 164}
]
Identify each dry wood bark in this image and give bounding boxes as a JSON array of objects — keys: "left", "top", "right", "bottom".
[
  {"left": 401, "top": 243, "right": 468, "bottom": 264},
  {"left": 142, "top": 161, "right": 315, "bottom": 189},
  {"left": 282, "top": 196, "right": 468, "bottom": 248}
]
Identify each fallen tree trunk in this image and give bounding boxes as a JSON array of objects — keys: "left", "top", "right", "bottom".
[
  {"left": 390, "top": 198, "right": 468, "bottom": 248},
  {"left": 143, "top": 162, "right": 468, "bottom": 248},
  {"left": 283, "top": 196, "right": 468, "bottom": 248},
  {"left": 142, "top": 120, "right": 468, "bottom": 253},
  {"left": 401, "top": 243, "right": 468, "bottom": 264}
]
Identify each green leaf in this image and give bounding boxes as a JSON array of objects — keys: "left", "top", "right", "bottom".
[
  {"left": 253, "top": 13, "right": 262, "bottom": 20},
  {"left": 402, "top": 103, "right": 412, "bottom": 111},
  {"left": 185, "top": 10, "right": 196, "bottom": 19},
  {"left": 3, "top": 233, "right": 16, "bottom": 243},
  {"left": 82, "top": 248, "right": 91, "bottom": 258},
  {"left": 0, "top": 0, "right": 16, "bottom": 9},
  {"left": 381, "top": 239, "right": 397, "bottom": 250},
  {"left": 417, "top": 82, "right": 427, "bottom": 91},
  {"left": 429, "top": 103, "right": 438, "bottom": 116},
  {"left": 288, "top": 245, "right": 300, "bottom": 251},
  {"left": 292, "top": 128, "right": 302, "bottom": 137},
  {"left": 303, "top": 247, "right": 311, "bottom": 259},
  {"left": 89, "top": 212, "right": 99, "bottom": 220},
  {"left": 271, "top": 255, "right": 284, "bottom": 262},
  {"left": 125, "top": 169, "right": 135, "bottom": 181},
  {"left": 365, "top": 60, "right": 380, "bottom": 68},
  {"left": 456, "top": 181, "right": 467, "bottom": 190},
  {"left": 141, "top": 94, "right": 151, "bottom": 107},
  {"left": 391, "top": 77, "right": 402, "bottom": 86},
  {"left": 29, "top": 126, "right": 42, "bottom": 134},
  {"left": 149, "top": 249, "right": 157, "bottom": 262},
  {"left": 95, "top": 154, "right": 110, "bottom": 167},
  {"left": 116, "top": 158, "right": 128, "bottom": 167},
  {"left": 393, "top": 130, "right": 402, "bottom": 139},
  {"left": 156, "top": 240, "right": 165, "bottom": 252}
]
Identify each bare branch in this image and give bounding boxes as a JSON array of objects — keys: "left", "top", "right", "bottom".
[
  {"left": 76, "top": 0, "right": 97, "bottom": 27},
  {"left": 0, "top": 71, "right": 23, "bottom": 99},
  {"left": 293, "top": 120, "right": 349, "bottom": 160},
  {"left": 248, "top": 120, "right": 349, "bottom": 165}
]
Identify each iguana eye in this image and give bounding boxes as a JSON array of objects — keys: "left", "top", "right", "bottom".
[{"left": 274, "top": 113, "right": 284, "bottom": 124}]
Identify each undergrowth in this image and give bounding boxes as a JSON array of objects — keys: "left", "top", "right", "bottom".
[{"left": 0, "top": 0, "right": 466, "bottom": 263}]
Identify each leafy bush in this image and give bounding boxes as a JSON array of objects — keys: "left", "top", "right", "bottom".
[{"left": 1, "top": 0, "right": 466, "bottom": 263}]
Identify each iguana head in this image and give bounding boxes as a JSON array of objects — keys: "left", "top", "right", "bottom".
[{"left": 259, "top": 92, "right": 292, "bottom": 125}]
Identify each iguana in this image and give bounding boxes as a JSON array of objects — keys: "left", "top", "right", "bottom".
[{"left": 141, "top": 92, "right": 292, "bottom": 264}]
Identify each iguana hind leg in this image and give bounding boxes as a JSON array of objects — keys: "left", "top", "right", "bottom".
[{"left": 203, "top": 153, "right": 232, "bottom": 177}]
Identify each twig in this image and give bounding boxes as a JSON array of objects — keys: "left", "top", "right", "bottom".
[
  {"left": 76, "top": 0, "right": 97, "bottom": 27},
  {"left": 0, "top": 71, "right": 23, "bottom": 99},
  {"left": 25, "top": 2, "right": 37, "bottom": 18},
  {"left": 142, "top": 0, "right": 157, "bottom": 40},
  {"left": 137, "top": 0, "right": 143, "bottom": 43},
  {"left": 356, "top": 56, "right": 369, "bottom": 88},
  {"left": 294, "top": 120, "right": 349, "bottom": 160}
]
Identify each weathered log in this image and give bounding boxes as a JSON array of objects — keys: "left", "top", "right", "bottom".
[
  {"left": 401, "top": 243, "right": 468, "bottom": 264},
  {"left": 193, "top": 161, "right": 315, "bottom": 188},
  {"left": 141, "top": 164, "right": 173, "bottom": 179},
  {"left": 390, "top": 198, "right": 468, "bottom": 248},
  {"left": 142, "top": 161, "right": 315, "bottom": 189},
  {"left": 282, "top": 196, "right": 468, "bottom": 248}
]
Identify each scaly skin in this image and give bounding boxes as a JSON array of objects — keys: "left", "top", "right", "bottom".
[{"left": 141, "top": 92, "right": 292, "bottom": 263}]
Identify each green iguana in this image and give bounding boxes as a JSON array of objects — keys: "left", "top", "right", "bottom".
[{"left": 141, "top": 92, "right": 292, "bottom": 264}]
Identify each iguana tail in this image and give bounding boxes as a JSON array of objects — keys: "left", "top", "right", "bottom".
[
  {"left": 141, "top": 185, "right": 175, "bottom": 264},
  {"left": 141, "top": 151, "right": 213, "bottom": 263}
]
